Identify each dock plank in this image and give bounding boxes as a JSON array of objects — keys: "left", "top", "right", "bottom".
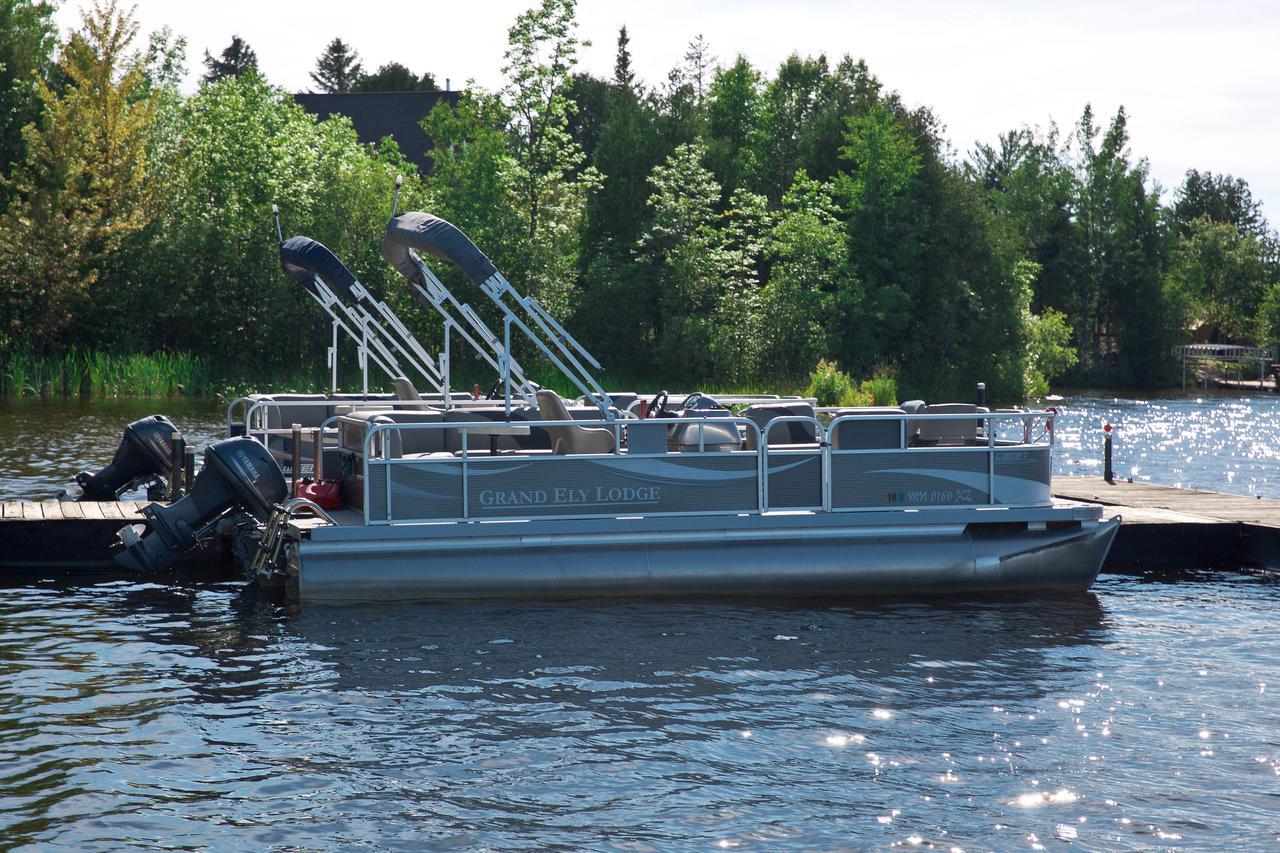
[
  {"left": 78, "top": 501, "right": 106, "bottom": 520},
  {"left": 19, "top": 502, "right": 43, "bottom": 520},
  {"left": 1, "top": 501, "right": 21, "bottom": 519},
  {"left": 1054, "top": 476, "right": 1280, "bottom": 528},
  {"left": 98, "top": 502, "right": 125, "bottom": 520},
  {"left": 60, "top": 501, "right": 84, "bottom": 519},
  {"left": 39, "top": 501, "right": 64, "bottom": 520}
]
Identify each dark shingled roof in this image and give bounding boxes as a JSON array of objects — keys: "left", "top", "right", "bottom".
[{"left": 293, "top": 91, "right": 461, "bottom": 173}]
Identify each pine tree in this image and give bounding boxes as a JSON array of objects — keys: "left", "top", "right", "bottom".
[
  {"left": 201, "top": 35, "right": 257, "bottom": 84},
  {"left": 310, "top": 37, "right": 362, "bottom": 93},
  {"left": 614, "top": 25, "right": 633, "bottom": 88},
  {"left": 683, "top": 34, "right": 715, "bottom": 103}
]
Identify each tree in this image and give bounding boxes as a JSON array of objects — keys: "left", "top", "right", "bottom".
[
  {"left": 0, "top": 0, "right": 57, "bottom": 194},
  {"left": 353, "top": 61, "right": 436, "bottom": 92},
  {"left": 0, "top": 0, "right": 161, "bottom": 352},
  {"left": 495, "top": 0, "right": 599, "bottom": 312},
  {"left": 1071, "top": 104, "right": 1165, "bottom": 385},
  {"left": 310, "top": 37, "right": 362, "bottom": 93},
  {"left": 682, "top": 34, "right": 715, "bottom": 104},
  {"left": 613, "top": 25, "right": 634, "bottom": 87},
  {"left": 201, "top": 35, "right": 257, "bottom": 84},
  {"left": 761, "top": 171, "right": 845, "bottom": 377},
  {"left": 1172, "top": 169, "right": 1265, "bottom": 238},
  {"left": 1164, "top": 217, "right": 1269, "bottom": 342},
  {"left": 704, "top": 56, "right": 762, "bottom": 200}
]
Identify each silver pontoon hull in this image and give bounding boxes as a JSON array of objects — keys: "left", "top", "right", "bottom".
[{"left": 292, "top": 511, "right": 1118, "bottom": 602}]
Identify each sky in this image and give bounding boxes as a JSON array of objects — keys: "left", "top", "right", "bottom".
[{"left": 55, "top": 0, "right": 1280, "bottom": 222}]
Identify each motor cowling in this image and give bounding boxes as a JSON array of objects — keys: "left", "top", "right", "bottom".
[
  {"left": 75, "top": 415, "right": 178, "bottom": 500},
  {"left": 113, "top": 437, "right": 287, "bottom": 573}
]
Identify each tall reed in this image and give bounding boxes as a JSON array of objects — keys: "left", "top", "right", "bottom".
[{"left": 0, "top": 350, "right": 210, "bottom": 398}]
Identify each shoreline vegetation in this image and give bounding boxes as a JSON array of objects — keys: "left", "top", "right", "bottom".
[
  {"left": 0, "top": 348, "right": 897, "bottom": 405},
  {"left": 1, "top": 1, "right": 1277, "bottom": 404}
]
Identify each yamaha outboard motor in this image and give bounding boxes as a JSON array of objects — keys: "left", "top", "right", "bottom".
[
  {"left": 75, "top": 415, "right": 179, "bottom": 500},
  {"left": 113, "top": 437, "right": 287, "bottom": 573}
]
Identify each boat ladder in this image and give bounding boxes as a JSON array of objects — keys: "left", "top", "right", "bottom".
[{"left": 249, "top": 498, "right": 335, "bottom": 582}]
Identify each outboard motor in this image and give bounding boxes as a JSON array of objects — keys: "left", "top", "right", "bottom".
[
  {"left": 75, "top": 415, "right": 179, "bottom": 500},
  {"left": 113, "top": 437, "right": 287, "bottom": 573}
]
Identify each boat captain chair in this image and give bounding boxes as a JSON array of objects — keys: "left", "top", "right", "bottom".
[
  {"left": 536, "top": 390, "right": 616, "bottom": 455},
  {"left": 392, "top": 376, "right": 434, "bottom": 408}
]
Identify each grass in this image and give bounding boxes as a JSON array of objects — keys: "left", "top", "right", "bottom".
[
  {"left": 1, "top": 349, "right": 210, "bottom": 398},
  {"left": 0, "top": 347, "right": 864, "bottom": 404}
]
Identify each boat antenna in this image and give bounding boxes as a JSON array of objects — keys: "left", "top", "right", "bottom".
[
  {"left": 391, "top": 175, "right": 403, "bottom": 217},
  {"left": 271, "top": 203, "right": 283, "bottom": 245}
]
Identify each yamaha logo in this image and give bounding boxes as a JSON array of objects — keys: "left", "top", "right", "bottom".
[{"left": 236, "top": 449, "right": 260, "bottom": 481}]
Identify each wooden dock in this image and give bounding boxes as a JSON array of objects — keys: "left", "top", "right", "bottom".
[
  {"left": 0, "top": 500, "right": 149, "bottom": 569},
  {"left": 2, "top": 482, "right": 1278, "bottom": 574},
  {"left": 1053, "top": 476, "right": 1280, "bottom": 571}
]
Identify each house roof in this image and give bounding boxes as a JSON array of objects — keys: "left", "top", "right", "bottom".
[{"left": 293, "top": 91, "right": 461, "bottom": 173}]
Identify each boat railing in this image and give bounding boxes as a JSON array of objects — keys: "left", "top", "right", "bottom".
[{"left": 349, "top": 410, "right": 1056, "bottom": 526}]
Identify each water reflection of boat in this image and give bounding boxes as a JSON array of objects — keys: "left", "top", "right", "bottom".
[
  {"left": 286, "top": 594, "right": 1109, "bottom": 709},
  {"left": 102, "top": 210, "right": 1118, "bottom": 600}
]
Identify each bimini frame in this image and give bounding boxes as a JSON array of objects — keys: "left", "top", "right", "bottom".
[
  {"left": 274, "top": 206, "right": 447, "bottom": 398},
  {"left": 382, "top": 205, "right": 614, "bottom": 418}
]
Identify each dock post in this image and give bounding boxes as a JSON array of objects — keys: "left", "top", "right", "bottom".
[
  {"left": 1103, "top": 423, "right": 1114, "bottom": 485},
  {"left": 312, "top": 427, "right": 323, "bottom": 481},
  {"left": 183, "top": 446, "right": 195, "bottom": 495},
  {"left": 291, "top": 423, "right": 302, "bottom": 497},
  {"left": 169, "top": 432, "right": 183, "bottom": 499}
]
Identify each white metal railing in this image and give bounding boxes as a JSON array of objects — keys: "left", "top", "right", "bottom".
[{"left": 344, "top": 410, "right": 1056, "bottom": 526}]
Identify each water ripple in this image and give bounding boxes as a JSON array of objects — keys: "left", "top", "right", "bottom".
[{"left": 1, "top": 576, "right": 1279, "bottom": 848}]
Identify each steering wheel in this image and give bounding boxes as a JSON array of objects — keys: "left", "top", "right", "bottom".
[
  {"left": 646, "top": 390, "right": 669, "bottom": 419},
  {"left": 485, "top": 380, "right": 504, "bottom": 400}
]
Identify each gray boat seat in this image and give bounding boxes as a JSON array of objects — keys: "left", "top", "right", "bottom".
[
  {"left": 247, "top": 393, "right": 331, "bottom": 430},
  {"left": 578, "top": 391, "right": 639, "bottom": 412},
  {"left": 830, "top": 407, "right": 907, "bottom": 450},
  {"left": 739, "top": 402, "right": 817, "bottom": 450},
  {"left": 391, "top": 376, "right": 438, "bottom": 409},
  {"left": 339, "top": 409, "right": 446, "bottom": 457},
  {"left": 915, "top": 403, "right": 990, "bottom": 446},
  {"left": 537, "top": 390, "right": 616, "bottom": 455},
  {"left": 442, "top": 406, "right": 542, "bottom": 453}
]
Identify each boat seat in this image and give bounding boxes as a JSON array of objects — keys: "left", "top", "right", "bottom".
[
  {"left": 392, "top": 376, "right": 437, "bottom": 409},
  {"left": 830, "top": 407, "right": 907, "bottom": 450},
  {"left": 442, "top": 406, "right": 542, "bottom": 452},
  {"left": 914, "top": 403, "right": 990, "bottom": 446},
  {"left": 339, "top": 409, "right": 446, "bottom": 456},
  {"left": 739, "top": 402, "right": 817, "bottom": 450},
  {"left": 536, "top": 390, "right": 616, "bottom": 455}
]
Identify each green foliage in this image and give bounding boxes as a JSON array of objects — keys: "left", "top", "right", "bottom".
[
  {"left": 0, "top": 348, "right": 206, "bottom": 397},
  {"left": 354, "top": 62, "right": 436, "bottom": 92},
  {"left": 201, "top": 34, "right": 257, "bottom": 84},
  {"left": 0, "top": 0, "right": 56, "bottom": 198},
  {"left": 1164, "top": 217, "right": 1270, "bottom": 341},
  {"left": 310, "top": 37, "right": 362, "bottom": 93},
  {"left": 805, "top": 358, "right": 855, "bottom": 406},
  {"left": 0, "top": 1, "right": 161, "bottom": 354},
  {"left": 803, "top": 360, "right": 895, "bottom": 407},
  {"left": 3, "top": 0, "right": 1276, "bottom": 403},
  {"left": 1014, "top": 260, "right": 1077, "bottom": 397}
]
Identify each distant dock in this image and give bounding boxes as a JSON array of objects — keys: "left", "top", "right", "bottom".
[{"left": 3, "top": 481, "right": 1278, "bottom": 574}]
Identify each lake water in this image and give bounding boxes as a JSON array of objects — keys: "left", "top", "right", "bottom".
[{"left": 1, "top": 393, "right": 1279, "bottom": 849}]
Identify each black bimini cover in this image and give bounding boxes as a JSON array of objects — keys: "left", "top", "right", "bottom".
[
  {"left": 279, "top": 236, "right": 359, "bottom": 302},
  {"left": 382, "top": 212, "right": 499, "bottom": 288}
]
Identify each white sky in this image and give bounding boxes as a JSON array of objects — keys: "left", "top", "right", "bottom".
[{"left": 56, "top": 0, "right": 1280, "bottom": 222}]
